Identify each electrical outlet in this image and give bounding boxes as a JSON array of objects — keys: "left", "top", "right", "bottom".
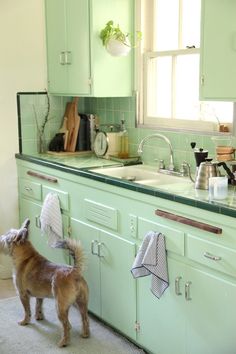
[{"left": 129, "top": 214, "right": 137, "bottom": 238}]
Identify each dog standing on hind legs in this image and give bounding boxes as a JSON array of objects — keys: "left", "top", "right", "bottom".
[{"left": 0, "top": 218, "right": 90, "bottom": 347}]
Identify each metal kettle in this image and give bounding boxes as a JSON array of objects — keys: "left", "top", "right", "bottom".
[{"left": 195, "top": 159, "right": 234, "bottom": 190}]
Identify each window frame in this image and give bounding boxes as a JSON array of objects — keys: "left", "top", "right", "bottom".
[{"left": 135, "top": 0, "right": 235, "bottom": 135}]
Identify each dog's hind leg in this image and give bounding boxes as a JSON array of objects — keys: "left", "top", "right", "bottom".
[
  {"left": 56, "top": 302, "right": 71, "bottom": 347},
  {"left": 18, "top": 293, "right": 31, "bottom": 325},
  {"left": 76, "top": 299, "right": 90, "bottom": 338},
  {"left": 35, "top": 298, "right": 44, "bottom": 320}
]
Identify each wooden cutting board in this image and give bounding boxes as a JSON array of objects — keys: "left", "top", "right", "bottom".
[{"left": 65, "top": 97, "right": 80, "bottom": 152}]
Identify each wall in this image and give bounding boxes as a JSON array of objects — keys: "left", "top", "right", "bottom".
[{"left": 0, "top": 0, "right": 47, "bottom": 277}]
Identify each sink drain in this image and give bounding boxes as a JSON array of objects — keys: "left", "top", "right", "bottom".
[{"left": 121, "top": 176, "right": 136, "bottom": 182}]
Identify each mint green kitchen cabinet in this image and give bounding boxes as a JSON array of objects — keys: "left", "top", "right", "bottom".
[
  {"left": 136, "top": 214, "right": 236, "bottom": 354},
  {"left": 45, "top": 0, "right": 133, "bottom": 97},
  {"left": 45, "top": 0, "right": 91, "bottom": 95},
  {"left": 137, "top": 257, "right": 186, "bottom": 354},
  {"left": 70, "top": 220, "right": 101, "bottom": 315},
  {"left": 17, "top": 163, "right": 71, "bottom": 264},
  {"left": 200, "top": 0, "right": 236, "bottom": 100},
  {"left": 185, "top": 264, "right": 236, "bottom": 354},
  {"left": 70, "top": 218, "right": 137, "bottom": 341},
  {"left": 16, "top": 157, "right": 236, "bottom": 354}
]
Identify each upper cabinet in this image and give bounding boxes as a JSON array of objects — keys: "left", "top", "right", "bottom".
[
  {"left": 45, "top": 0, "right": 133, "bottom": 97},
  {"left": 200, "top": 0, "right": 236, "bottom": 101}
]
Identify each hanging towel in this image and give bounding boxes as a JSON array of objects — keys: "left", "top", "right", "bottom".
[
  {"left": 40, "top": 192, "right": 63, "bottom": 247},
  {"left": 131, "top": 231, "right": 169, "bottom": 298}
]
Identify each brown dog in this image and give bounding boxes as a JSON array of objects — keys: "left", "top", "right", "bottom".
[{"left": 0, "top": 218, "right": 90, "bottom": 347}]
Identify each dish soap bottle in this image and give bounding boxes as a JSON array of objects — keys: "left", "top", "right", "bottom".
[{"left": 118, "top": 119, "right": 129, "bottom": 159}]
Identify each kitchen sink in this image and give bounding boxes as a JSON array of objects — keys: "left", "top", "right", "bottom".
[{"left": 89, "top": 164, "right": 191, "bottom": 187}]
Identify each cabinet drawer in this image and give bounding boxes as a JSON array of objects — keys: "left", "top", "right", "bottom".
[
  {"left": 186, "top": 234, "right": 236, "bottom": 277},
  {"left": 19, "top": 178, "right": 42, "bottom": 201},
  {"left": 42, "top": 186, "right": 69, "bottom": 212},
  {"left": 138, "top": 217, "right": 185, "bottom": 256}
]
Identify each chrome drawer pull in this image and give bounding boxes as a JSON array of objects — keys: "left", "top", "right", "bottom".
[
  {"left": 204, "top": 252, "right": 222, "bottom": 261},
  {"left": 91, "top": 240, "right": 98, "bottom": 256},
  {"left": 24, "top": 186, "right": 32, "bottom": 192},
  {"left": 97, "top": 242, "right": 104, "bottom": 258},
  {"left": 175, "top": 276, "right": 182, "bottom": 296},
  {"left": 35, "top": 215, "right": 41, "bottom": 228},
  {"left": 185, "top": 281, "right": 192, "bottom": 301}
]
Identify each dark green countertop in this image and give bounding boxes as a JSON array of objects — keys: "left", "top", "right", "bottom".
[{"left": 15, "top": 153, "right": 236, "bottom": 218}]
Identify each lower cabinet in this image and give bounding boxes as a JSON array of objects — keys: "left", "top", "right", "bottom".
[
  {"left": 70, "top": 218, "right": 137, "bottom": 341},
  {"left": 16, "top": 159, "right": 236, "bottom": 354},
  {"left": 186, "top": 264, "right": 236, "bottom": 354},
  {"left": 19, "top": 198, "right": 69, "bottom": 264},
  {"left": 137, "top": 254, "right": 236, "bottom": 354},
  {"left": 137, "top": 257, "right": 186, "bottom": 354}
]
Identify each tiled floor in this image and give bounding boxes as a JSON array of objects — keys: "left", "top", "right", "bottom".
[{"left": 0, "top": 278, "right": 16, "bottom": 299}]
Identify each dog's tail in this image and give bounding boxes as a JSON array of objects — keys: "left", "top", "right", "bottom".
[{"left": 54, "top": 238, "right": 85, "bottom": 272}]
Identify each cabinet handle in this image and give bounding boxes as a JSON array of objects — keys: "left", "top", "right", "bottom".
[
  {"left": 204, "top": 252, "right": 222, "bottom": 261},
  {"left": 65, "top": 51, "right": 72, "bottom": 65},
  {"left": 27, "top": 170, "right": 58, "bottom": 183},
  {"left": 59, "top": 51, "right": 66, "bottom": 65},
  {"left": 24, "top": 186, "right": 32, "bottom": 192},
  {"left": 155, "top": 209, "right": 222, "bottom": 235},
  {"left": 200, "top": 75, "right": 205, "bottom": 86},
  {"left": 97, "top": 242, "right": 104, "bottom": 258},
  {"left": 175, "top": 276, "right": 182, "bottom": 296},
  {"left": 91, "top": 240, "right": 98, "bottom": 255},
  {"left": 185, "top": 281, "right": 192, "bottom": 301},
  {"left": 35, "top": 215, "right": 41, "bottom": 229}
]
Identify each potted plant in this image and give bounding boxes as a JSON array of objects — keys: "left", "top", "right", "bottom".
[{"left": 100, "top": 20, "right": 142, "bottom": 57}]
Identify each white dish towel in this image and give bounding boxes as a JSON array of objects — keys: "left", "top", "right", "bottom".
[
  {"left": 131, "top": 231, "right": 169, "bottom": 298},
  {"left": 40, "top": 192, "right": 63, "bottom": 247}
]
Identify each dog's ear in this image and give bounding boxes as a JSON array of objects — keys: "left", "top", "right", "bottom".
[
  {"left": 14, "top": 227, "right": 29, "bottom": 245},
  {"left": 21, "top": 218, "right": 30, "bottom": 230}
]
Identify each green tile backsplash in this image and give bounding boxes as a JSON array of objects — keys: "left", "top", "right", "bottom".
[
  {"left": 18, "top": 93, "right": 236, "bottom": 174},
  {"left": 18, "top": 92, "right": 73, "bottom": 154},
  {"left": 82, "top": 96, "right": 236, "bottom": 172}
]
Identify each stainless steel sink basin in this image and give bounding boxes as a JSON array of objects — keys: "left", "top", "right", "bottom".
[{"left": 89, "top": 164, "right": 191, "bottom": 187}]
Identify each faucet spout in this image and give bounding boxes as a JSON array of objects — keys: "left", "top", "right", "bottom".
[{"left": 137, "top": 133, "right": 175, "bottom": 171}]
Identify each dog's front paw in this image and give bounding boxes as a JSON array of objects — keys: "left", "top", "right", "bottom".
[
  {"left": 35, "top": 313, "right": 44, "bottom": 321},
  {"left": 58, "top": 338, "right": 69, "bottom": 348},
  {"left": 18, "top": 319, "right": 30, "bottom": 326}
]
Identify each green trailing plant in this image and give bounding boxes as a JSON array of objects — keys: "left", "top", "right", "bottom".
[{"left": 100, "top": 20, "right": 142, "bottom": 48}]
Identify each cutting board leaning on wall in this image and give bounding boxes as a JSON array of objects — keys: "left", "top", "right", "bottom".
[{"left": 65, "top": 97, "right": 80, "bottom": 152}]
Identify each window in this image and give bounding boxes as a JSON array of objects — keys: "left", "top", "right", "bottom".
[{"left": 136, "top": 0, "right": 234, "bottom": 132}]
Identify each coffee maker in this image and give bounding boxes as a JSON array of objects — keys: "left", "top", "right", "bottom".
[{"left": 191, "top": 142, "right": 208, "bottom": 168}]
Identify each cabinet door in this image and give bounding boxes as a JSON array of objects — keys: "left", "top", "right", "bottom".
[
  {"left": 45, "top": 0, "right": 91, "bottom": 95},
  {"left": 100, "top": 230, "right": 136, "bottom": 340},
  {"left": 66, "top": 0, "right": 91, "bottom": 95},
  {"left": 45, "top": 0, "right": 68, "bottom": 94},
  {"left": 137, "top": 257, "right": 186, "bottom": 354},
  {"left": 70, "top": 218, "right": 101, "bottom": 316},
  {"left": 186, "top": 265, "right": 236, "bottom": 354},
  {"left": 200, "top": 0, "right": 236, "bottom": 100},
  {"left": 19, "top": 198, "right": 69, "bottom": 264}
]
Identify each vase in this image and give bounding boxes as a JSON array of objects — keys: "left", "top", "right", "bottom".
[{"left": 37, "top": 132, "right": 46, "bottom": 153}]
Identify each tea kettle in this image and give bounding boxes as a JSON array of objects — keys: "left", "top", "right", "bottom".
[{"left": 195, "top": 159, "right": 235, "bottom": 190}]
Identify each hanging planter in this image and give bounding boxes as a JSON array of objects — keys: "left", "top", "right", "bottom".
[
  {"left": 106, "top": 38, "right": 131, "bottom": 57},
  {"left": 100, "top": 20, "right": 142, "bottom": 57}
]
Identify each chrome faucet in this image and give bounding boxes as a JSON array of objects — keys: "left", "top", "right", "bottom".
[{"left": 137, "top": 133, "right": 175, "bottom": 171}]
